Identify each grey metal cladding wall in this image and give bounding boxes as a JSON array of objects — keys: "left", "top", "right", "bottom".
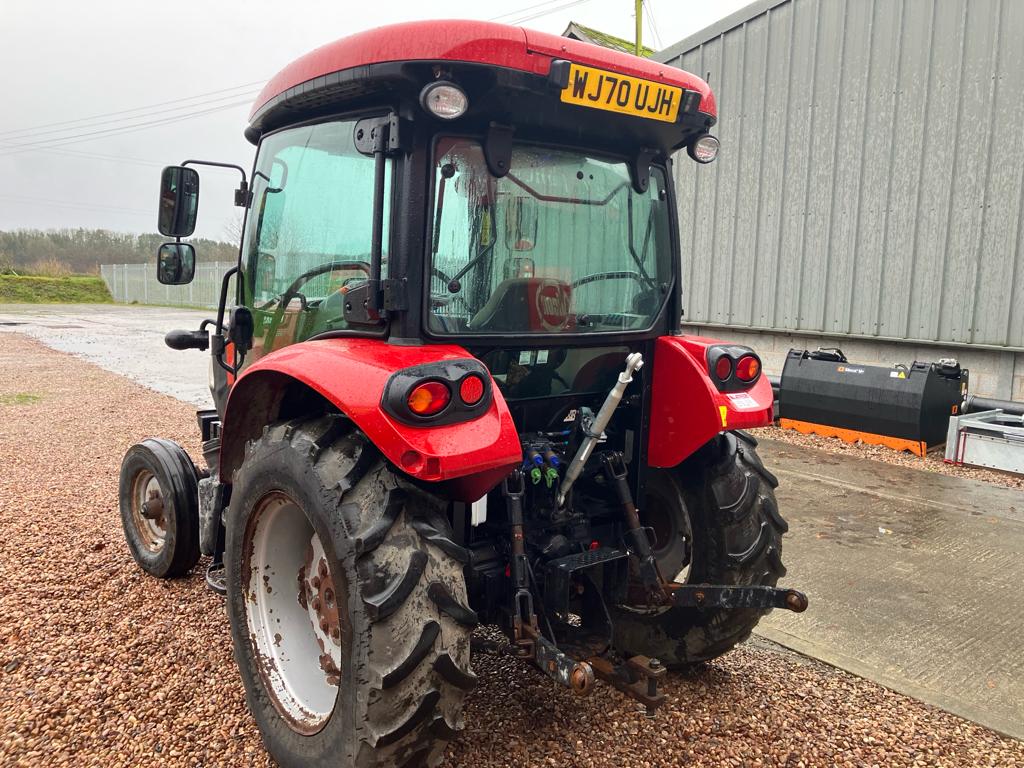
[{"left": 663, "top": 0, "right": 1024, "bottom": 349}]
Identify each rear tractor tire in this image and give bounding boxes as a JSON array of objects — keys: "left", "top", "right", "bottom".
[
  {"left": 225, "top": 415, "right": 476, "bottom": 768},
  {"left": 610, "top": 431, "right": 789, "bottom": 667},
  {"left": 119, "top": 438, "right": 201, "bottom": 578}
]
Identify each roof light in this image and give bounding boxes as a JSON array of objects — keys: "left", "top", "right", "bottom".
[
  {"left": 407, "top": 381, "right": 451, "bottom": 417},
  {"left": 420, "top": 82, "right": 468, "bottom": 120},
  {"left": 688, "top": 134, "right": 720, "bottom": 164}
]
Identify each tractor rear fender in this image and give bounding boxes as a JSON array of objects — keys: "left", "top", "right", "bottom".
[
  {"left": 220, "top": 338, "right": 522, "bottom": 501},
  {"left": 647, "top": 335, "right": 774, "bottom": 467}
]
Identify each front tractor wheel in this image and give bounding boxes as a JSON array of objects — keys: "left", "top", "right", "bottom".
[
  {"left": 118, "top": 438, "right": 201, "bottom": 578},
  {"left": 226, "top": 416, "right": 476, "bottom": 768},
  {"left": 611, "top": 431, "right": 789, "bottom": 666}
]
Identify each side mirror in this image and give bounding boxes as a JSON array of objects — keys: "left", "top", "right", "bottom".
[
  {"left": 158, "top": 166, "right": 200, "bottom": 237},
  {"left": 157, "top": 242, "right": 196, "bottom": 285}
]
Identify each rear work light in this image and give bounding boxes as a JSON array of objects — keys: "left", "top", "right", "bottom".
[
  {"left": 420, "top": 81, "right": 468, "bottom": 120},
  {"left": 687, "top": 134, "right": 720, "bottom": 164},
  {"left": 407, "top": 381, "right": 451, "bottom": 417}
]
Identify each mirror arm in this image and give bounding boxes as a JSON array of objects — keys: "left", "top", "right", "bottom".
[
  {"left": 182, "top": 159, "right": 252, "bottom": 207},
  {"left": 209, "top": 266, "right": 246, "bottom": 376}
]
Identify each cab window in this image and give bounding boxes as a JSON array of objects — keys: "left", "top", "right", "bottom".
[{"left": 242, "top": 119, "right": 392, "bottom": 360}]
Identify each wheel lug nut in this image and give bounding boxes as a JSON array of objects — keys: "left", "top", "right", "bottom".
[
  {"left": 312, "top": 576, "right": 321, "bottom": 589},
  {"left": 330, "top": 626, "right": 341, "bottom": 641},
  {"left": 320, "top": 619, "right": 330, "bottom": 634},
  {"left": 311, "top": 597, "right": 321, "bottom": 612},
  {"left": 318, "top": 559, "right": 328, "bottom": 578}
]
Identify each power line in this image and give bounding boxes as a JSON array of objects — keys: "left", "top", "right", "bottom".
[
  {"left": 0, "top": 99, "right": 253, "bottom": 157},
  {"left": 488, "top": 0, "right": 565, "bottom": 22},
  {"left": 643, "top": 0, "right": 664, "bottom": 49},
  {"left": 0, "top": 89, "right": 259, "bottom": 143},
  {"left": 508, "top": 0, "right": 593, "bottom": 25},
  {"left": 0, "top": 193, "right": 152, "bottom": 217},
  {"left": 0, "top": 80, "right": 267, "bottom": 140},
  {"left": 0, "top": 144, "right": 165, "bottom": 169}
]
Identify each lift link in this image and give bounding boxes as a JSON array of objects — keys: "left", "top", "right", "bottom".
[
  {"left": 502, "top": 469, "right": 535, "bottom": 656},
  {"left": 604, "top": 451, "right": 810, "bottom": 615},
  {"left": 502, "top": 471, "right": 595, "bottom": 696},
  {"left": 600, "top": 452, "right": 663, "bottom": 596}
]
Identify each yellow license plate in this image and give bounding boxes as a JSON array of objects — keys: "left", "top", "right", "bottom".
[{"left": 560, "top": 63, "right": 681, "bottom": 123}]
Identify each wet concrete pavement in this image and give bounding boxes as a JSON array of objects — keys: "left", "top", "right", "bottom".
[
  {"left": 0, "top": 304, "right": 212, "bottom": 406},
  {"left": 2, "top": 303, "right": 1021, "bottom": 739},
  {"left": 758, "top": 437, "right": 1024, "bottom": 739}
]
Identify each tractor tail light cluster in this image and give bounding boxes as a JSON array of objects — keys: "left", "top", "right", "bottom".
[
  {"left": 707, "top": 345, "right": 763, "bottom": 392},
  {"left": 383, "top": 361, "right": 493, "bottom": 426}
]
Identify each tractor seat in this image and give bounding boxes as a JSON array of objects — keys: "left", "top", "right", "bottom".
[
  {"left": 468, "top": 278, "right": 533, "bottom": 332},
  {"left": 469, "top": 278, "right": 571, "bottom": 333}
]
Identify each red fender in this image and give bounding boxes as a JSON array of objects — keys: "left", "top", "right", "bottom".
[
  {"left": 220, "top": 338, "right": 521, "bottom": 500},
  {"left": 647, "top": 335, "right": 774, "bottom": 467}
]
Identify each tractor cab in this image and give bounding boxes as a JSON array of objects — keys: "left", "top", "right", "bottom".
[{"left": 125, "top": 21, "right": 805, "bottom": 768}]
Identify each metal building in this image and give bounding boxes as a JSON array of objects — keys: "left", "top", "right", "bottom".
[{"left": 657, "top": 0, "right": 1024, "bottom": 399}]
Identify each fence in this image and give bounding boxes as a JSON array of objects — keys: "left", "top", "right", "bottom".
[{"left": 100, "top": 262, "right": 235, "bottom": 308}]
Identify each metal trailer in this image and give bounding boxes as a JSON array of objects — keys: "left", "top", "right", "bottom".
[{"left": 944, "top": 410, "right": 1024, "bottom": 475}]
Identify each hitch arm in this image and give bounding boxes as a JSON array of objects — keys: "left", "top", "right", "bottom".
[{"left": 665, "top": 583, "right": 809, "bottom": 612}]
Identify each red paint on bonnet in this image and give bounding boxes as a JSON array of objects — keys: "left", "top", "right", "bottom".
[
  {"left": 647, "top": 336, "right": 774, "bottom": 467},
  {"left": 226, "top": 338, "right": 521, "bottom": 485},
  {"left": 250, "top": 19, "right": 715, "bottom": 121}
]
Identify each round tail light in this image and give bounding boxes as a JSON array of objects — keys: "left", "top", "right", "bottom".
[
  {"left": 407, "top": 381, "right": 451, "bottom": 416},
  {"left": 735, "top": 355, "right": 761, "bottom": 382},
  {"left": 714, "top": 356, "right": 733, "bottom": 381},
  {"left": 459, "top": 374, "right": 485, "bottom": 405}
]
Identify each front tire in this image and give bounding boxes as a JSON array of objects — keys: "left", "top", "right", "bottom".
[
  {"left": 119, "top": 438, "right": 200, "bottom": 578},
  {"left": 226, "top": 416, "right": 476, "bottom": 768},
  {"left": 610, "top": 431, "right": 789, "bottom": 667}
]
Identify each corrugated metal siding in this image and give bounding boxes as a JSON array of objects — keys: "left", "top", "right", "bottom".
[{"left": 662, "top": 0, "right": 1024, "bottom": 349}]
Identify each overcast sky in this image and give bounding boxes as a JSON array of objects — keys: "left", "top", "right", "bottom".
[{"left": 0, "top": 0, "right": 749, "bottom": 242}]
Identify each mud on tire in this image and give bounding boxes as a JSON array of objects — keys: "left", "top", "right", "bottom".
[
  {"left": 610, "top": 431, "right": 789, "bottom": 667},
  {"left": 225, "top": 415, "right": 476, "bottom": 768}
]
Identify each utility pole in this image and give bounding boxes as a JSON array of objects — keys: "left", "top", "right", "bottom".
[{"left": 635, "top": 0, "right": 643, "bottom": 55}]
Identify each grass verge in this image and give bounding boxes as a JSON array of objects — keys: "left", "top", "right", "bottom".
[
  {"left": 0, "top": 275, "right": 112, "bottom": 303},
  {"left": 0, "top": 392, "right": 43, "bottom": 406}
]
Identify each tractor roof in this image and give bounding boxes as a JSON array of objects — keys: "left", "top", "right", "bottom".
[{"left": 246, "top": 20, "right": 716, "bottom": 155}]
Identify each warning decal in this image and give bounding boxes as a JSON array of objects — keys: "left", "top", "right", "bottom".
[{"left": 726, "top": 392, "right": 759, "bottom": 410}]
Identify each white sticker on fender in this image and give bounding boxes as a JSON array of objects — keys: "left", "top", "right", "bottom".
[{"left": 726, "top": 392, "right": 759, "bottom": 410}]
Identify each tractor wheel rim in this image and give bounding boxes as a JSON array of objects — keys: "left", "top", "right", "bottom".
[
  {"left": 130, "top": 469, "right": 167, "bottom": 553},
  {"left": 243, "top": 491, "right": 342, "bottom": 734},
  {"left": 642, "top": 484, "right": 693, "bottom": 585}
]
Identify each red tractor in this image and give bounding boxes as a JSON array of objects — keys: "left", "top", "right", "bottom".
[{"left": 120, "top": 20, "right": 806, "bottom": 767}]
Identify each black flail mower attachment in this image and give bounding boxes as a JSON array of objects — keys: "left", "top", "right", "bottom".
[{"left": 500, "top": 353, "right": 807, "bottom": 715}]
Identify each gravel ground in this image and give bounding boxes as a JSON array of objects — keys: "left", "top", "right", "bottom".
[
  {"left": 751, "top": 425, "right": 1024, "bottom": 491},
  {"left": 1, "top": 332, "right": 1022, "bottom": 767}
]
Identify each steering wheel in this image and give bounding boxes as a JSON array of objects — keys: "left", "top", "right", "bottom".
[
  {"left": 571, "top": 270, "right": 645, "bottom": 288},
  {"left": 264, "top": 260, "right": 370, "bottom": 349}
]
